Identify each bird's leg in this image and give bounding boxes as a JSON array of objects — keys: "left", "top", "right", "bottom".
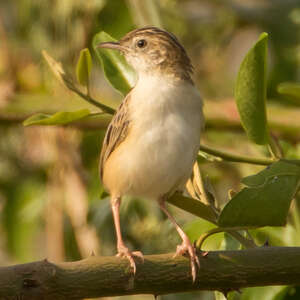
[
  {"left": 159, "top": 199, "right": 200, "bottom": 282},
  {"left": 110, "top": 196, "right": 143, "bottom": 274}
]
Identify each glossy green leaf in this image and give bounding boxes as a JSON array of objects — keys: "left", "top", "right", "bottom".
[
  {"left": 235, "top": 33, "right": 269, "bottom": 145},
  {"left": 23, "top": 109, "right": 90, "bottom": 126},
  {"left": 92, "top": 31, "right": 136, "bottom": 95},
  {"left": 218, "top": 160, "right": 300, "bottom": 228},
  {"left": 242, "top": 160, "right": 300, "bottom": 187},
  {"left": 76, "top": 48, "right": 92, "bottom": 86},
  {"left": 167, "top": 192, "right": 217, "bottom": 223}
]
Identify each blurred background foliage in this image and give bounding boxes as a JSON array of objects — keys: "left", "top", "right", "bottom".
[{"left": 0, "top": 0, "right": 300, "bottom": 299}]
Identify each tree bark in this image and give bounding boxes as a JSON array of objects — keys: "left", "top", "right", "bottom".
[{"left": 1, "top": 247, "right": 300, "bottom": 299}]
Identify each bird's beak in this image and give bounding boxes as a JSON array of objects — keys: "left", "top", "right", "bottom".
[{"left": 97, "top": 42, "right": 127, "bottom": 52}]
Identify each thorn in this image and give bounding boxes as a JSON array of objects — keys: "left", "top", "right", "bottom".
[
  {"left": 263, "top": 239, "right": 270, "bottom": 247},
  {"left": 90, "top": 250, "right": 95, "bottom": 256},
  {"left": 201, "top": 251, "right": 209, "bottom": 257},
  {"left": 196, "top": 247, "right": 209, "bottom": 257}
]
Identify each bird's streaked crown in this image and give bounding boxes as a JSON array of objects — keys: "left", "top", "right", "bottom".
[{"left": 99, "top": 27, "right": 193, "bottom": 82}]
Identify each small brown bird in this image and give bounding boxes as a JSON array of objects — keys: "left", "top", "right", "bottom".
[{"left": 99, "top": 27, "right": 204, "bottom": 281}]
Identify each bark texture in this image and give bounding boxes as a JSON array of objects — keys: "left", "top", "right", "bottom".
[{"left": 1, "top": 247, "right": 300, "bottom": 300}]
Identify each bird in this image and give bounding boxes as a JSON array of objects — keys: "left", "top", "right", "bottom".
[{"left": 98, "top": 26, "right": 204, "bottom": 282}]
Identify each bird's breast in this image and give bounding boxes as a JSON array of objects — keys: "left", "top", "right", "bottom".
[{"left": 104, "top": 76, "right": 203, "bottom": 199}]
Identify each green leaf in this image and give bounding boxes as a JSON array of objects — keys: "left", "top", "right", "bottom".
[
  {"left": 215, "top": 291, "right": 236, "bottom": 300},
  {"left": 167, "top": 192, "right": 217, "bottom": 223},
  {"left": 184, "top": 219, "right": 229, "bottom": 251},
  {"left": 235, "top": 33, "right": 269, "bottom": 145},
  {"left": 221, "top": 232, "right": 242, "bottom": 250},
  {"left": 23, "top": 109, "right": 90, "bottom": 126},
  {"left": 273, "top": 286, "right": 300, "bottom": 300},
  {"left": 242, "top": 160, "right": 300, "bottom": 187},
  {"left": 92, "top": 31, "right": 136, "bottom": 95},
  {"left": 218, "top": 160, "right": 300, "bottom": 228},
  {"left": 76, "top": 48, "right": 92, "bottom": 86},
  {"left": 239, "top": 286, "right": 287, "bottom": 300}
]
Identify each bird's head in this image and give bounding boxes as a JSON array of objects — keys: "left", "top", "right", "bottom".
[{"left": 98, "top": 27, "right": 193, "bottom": 82}]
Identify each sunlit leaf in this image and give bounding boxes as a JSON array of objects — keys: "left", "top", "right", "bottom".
[
  {"left": 273, "top": 286, "right": 300, "bottom": 300},
  {"left": 42, "top": 50, "right": 66, "bottom": 84},
  {"left": 92, "top": 31, "right": 136, "bottom": 95},
  {"left": 23, "top": 109, "right": 90, "bottom": 126},
  {"left": 184, "top": 219, "right": 228, "bottom": 252},
  {"left": 215, "top": 291, "right": 236, "bottom": 300},
  {"left": 184, "top": 219, "right": 216, "bottom": 243},
  {"left": 218, "top": 160, "right": 300, "bottom": 228},
  {"left": 167, "top": 192, "right": 217, "bottom": 223},
  {"left": 76, "top": 48, "right": 92, "bottom": 86},
  {"left": 239, "top": 286, "right": 287, "bottom": 300},
  {"left": 235, "top": 33, "right": 269, "bottom": 145}
]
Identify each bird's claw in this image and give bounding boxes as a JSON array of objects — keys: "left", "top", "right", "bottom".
[
  {"left": 173, "top": 240, "right": 200, "bottom": 282},
  {"left": 116, "top": 246, "right": 144, "bottom": 274}
]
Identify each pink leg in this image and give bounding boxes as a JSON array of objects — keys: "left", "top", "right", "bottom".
[
  {"left": 111, "top": 196, "right": 143, "bottom": 274},
  {"left": 159, "top": 199, "right": 200, "bottom": 282}
]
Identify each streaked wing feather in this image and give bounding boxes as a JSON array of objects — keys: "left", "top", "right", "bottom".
[{"left": 99, "top": 94, "right": 131, "bottom": 179}]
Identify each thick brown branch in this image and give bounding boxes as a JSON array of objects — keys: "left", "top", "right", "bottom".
[{"left": 1, "top": 247, "right": 300, "bottom": 299}]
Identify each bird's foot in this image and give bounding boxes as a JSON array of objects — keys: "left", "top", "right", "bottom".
[
  {"left": 116, "top": 245, "right": 144, "bottom": 274},
  {"left": 173, "top": 239, "right": 200, "bottom": 282}
]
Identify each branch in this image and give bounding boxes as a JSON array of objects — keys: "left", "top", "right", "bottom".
[
  {"left": 2, "top": 247, "right": 300, "bottom": 299},
  {"left": 199, "top": 144, "right": 275, "bottom": 166},
  {"left": 61, "top": 74, "right": 116, "bottom": 115}
]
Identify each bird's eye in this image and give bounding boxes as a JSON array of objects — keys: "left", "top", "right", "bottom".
[{"left": 137, "top": 39, "right": 147, "bottom": 48}]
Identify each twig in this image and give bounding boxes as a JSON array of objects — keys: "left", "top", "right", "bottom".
[
  {"left": 62, "top": 75, "right": 115, "bottom": 114},
  {"left": 196, "top": 228, "right": 257, "bottom": 249},
  {"left": 199, "top": 144, "right": 276, "bottom": 166}
]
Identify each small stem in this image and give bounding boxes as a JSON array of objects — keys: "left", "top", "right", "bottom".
[
  {"left": 194, "top": 163, "right": 209, "bottom": 205},
  {"left": 268, "top": 133, "right": 283, "bottom": 159},
  {"left": 199, "top": 144, "right": 276, "bottom": 166},
  {"left": 196, "top": 228, "right": 257, "bottom": 249},
  {"left": 245, "top": 229, "right": 256, "bottom": 244},
  {"left": 228, "top": 230, "right": 257, "bottom": 248},
  {"left": 62, "top": 75, "right": 115, "bottom": 115},
  {"left": 86, "top": 80, "right": 91, "bottom": 98},
  {"left": 196, "top": 165, "right": 220, "bottom": 216}
]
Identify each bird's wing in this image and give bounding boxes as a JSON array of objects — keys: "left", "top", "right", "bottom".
[{"left": 99, "top": 94, "right": 131, "bottom": 179}]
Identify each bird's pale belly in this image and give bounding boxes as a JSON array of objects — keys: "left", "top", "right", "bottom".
[{"left": 103, "top": 116, "right": 201, "bottom": 200}]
